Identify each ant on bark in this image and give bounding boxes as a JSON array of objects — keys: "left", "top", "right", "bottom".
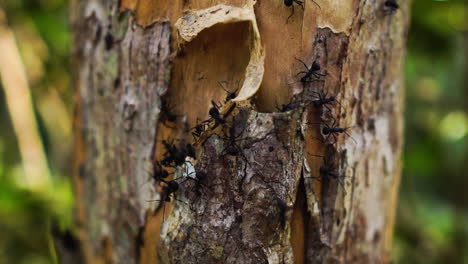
[
  {"left": 295, "top": 57, "right": 327, "bottom": 84},
  {"left": 220, "top": 115, "right": 250, "bottom": 166},
  {"left": 276, "top": 99, "right": 301, "bottom": 112},
  {"left": 309, "top": 118, "right": 356, "bottom": 144},
  {"left": 276, "top": 103, "right": 296, "bottom": 112},
  {"left": 206, "top": 100, "right": 236, "bottom": 129},
  {"left": 308, "top": 90, "right": 342, "bottom": 113},
  {"left": 191, "top": 118, "right": 209, "bottom": 141},
  {"left": 147, "top": 178, "right": 186, "bottom": 221},
  {"left": 218, "top": 80, "right": 239, "bottom": 102},
  {"left": 152, "top": 160, "right": 171, "bottom": 180},
  {"left": 307, "top": 153, "right": 347, "bottom": 192},
  {"left": 147, "top": 164, "right": 203, "bottom": 221},
  {"left": 160, "top": 98, "right": 178, "bottom": 128},
  {"left": 284, "top": 0, "right": 321, "bottom": 23},
  {"left": 161, "top": 139, "right": 196, "bottom": 167}
]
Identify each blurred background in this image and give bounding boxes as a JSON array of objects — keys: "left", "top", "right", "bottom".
[{"left": 0, "top": 0, "right": 466, "bottom": 263}]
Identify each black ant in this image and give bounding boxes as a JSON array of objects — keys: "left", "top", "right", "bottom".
[
  {"left": 308, "top": 90, "right": 342, "bottom": 113},
  {"left": 191, "top": 118, "right": 209, "bottom": 141},
  {"left": 309, "top": 118, "right": 356, "bottom": 144},
  {"left": 190, "top": 169, "right": 208, "bottom": 197},
  {"left": 218, "top": 81, "right": 239, "bottom": 102},
  {"left": 161, "top": 139, "right": 196, "bottom": 167},
  {"left": 220, "top": 117, "right": 250, "bottom": 165},
  {"left": 207, "top": 101, "right": 236, "bottom": 129},
  {"left": 160, "top": 139, "right": 178, "bottom": 166},
  {"left": 147, "top": 178, "right": 186, "bottom": 221},
  {"left": 276, "top": 100, "right": 301, "bottom": 112},
  {"left": 295, "top": 57, "right": 326, "bottom": 84},
  {"left": 383, "top": 0, "right": 399, "bottom": 13},
  {"left": 277, "top": 103, "right": 296, "bottom": 112},
  {"left": 152, "top": 161, "right": 171, "bottom": 180},
  {"left": 307, "top": 153, "right": 347, "bottom": 192},
  {"left": 160, "top": 98, "right": 178, "bottom": 128},
  {"left": 284, "top": 0, "right": 320, "bottom": 23},
  {"left": 276, "top": 196, "right": 288, "bottom": 230},
  {"left": 185, "top": 143, "right": 196, "bottom": 160},
  {"left": 147, "top": 163, "right": 205, "bottom": 220}
]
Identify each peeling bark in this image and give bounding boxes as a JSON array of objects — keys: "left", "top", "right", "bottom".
[{"left": 71, "top": 0, "right": 409, "bottom": 263}]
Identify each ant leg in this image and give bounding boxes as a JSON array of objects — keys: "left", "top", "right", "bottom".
[
  {"left": 147, "top": 198, "right": 168, "bottom": 221},
  {"left": 323, "top": 104, "right": 333, "bottom": 113},
  {"left": 161, "top": 121, "right": 177, "bottom": 129},
  {"left": 192, "top": 132, "right": 200, "bottom": 142},
  {"left": 305, "top": 175, "right": 322, "bottom": 182},
  {"left": 336, "top": 178, "right": 347, "bottom": 195},
  {"left": 218, "top": 81, "right": 232, "bottom": 96},
  {"left": 308, "top": 0, "right": 321, "bottom": 9},
  {"left": 217, "top": 80, "right": 228, "bottom": 90},
  {"left": 294, "top": 0, "right": 305, "bottom": 10},
  {"left": 296, "top": 71, "right": 308, "bottom": 76},
  {"left": 312, "top": 72, "right": 327, "bottom": 78},
  {"left": 310, "top": 90, "right": 321, "bottom": 98},
  {"left": 237, "top": 145, "right": 251, "bottom": 169},
  {"left": 171, "top": 194, "right": 190, "bottom": 207},
  {"left": 211, "top": 100, "right": 221, "bottom": 109},
  {"left": 334, "top": 98, "right": 344, "bottom": 112},
  {"left": 344, "top": 131, "right": 358, "bottom": 144},
  {"left": 311, "top": 136, "right": 326, "bottom": 143},
  {"left": 307, "top": 153, "right": 324, "bottom": 158},
  {"left": 223, "top": 103, "right": 237, "bottom": 119},
  {"left": 329, "top": 117, "right": 337, "bottom": 128},
  {"left": 286, "top": 4, "right": 294, "bottom": 24},
  {"left": 220, "top": 143, "right": 233, "bottom": 156},
  {"left": 307, "top": 122, "right": 322, "bottom": 126},
  {"left": 294, "top": 57, "right": 310, "bottom": 71},
  {"left": 323, "top": 133, "right": 332, "bottom": 144},
  {"left": 331, "top": 134, "right": 338, "bottom": 144},
  {"left": 211, "top": 120, "right": 221, "bottom": 130}
]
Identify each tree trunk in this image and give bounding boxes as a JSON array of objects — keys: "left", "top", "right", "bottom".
[{"left": 70, "top": 0, "right": 409, "bottom": 263}]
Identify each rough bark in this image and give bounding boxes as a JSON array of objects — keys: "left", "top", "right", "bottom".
[{"left": 71, "top": 0, "right": 409, "bottom": 263}]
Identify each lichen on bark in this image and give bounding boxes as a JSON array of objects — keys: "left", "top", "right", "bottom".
[{"left": 159, "top": 104, "right": 305, "bottom": 264}]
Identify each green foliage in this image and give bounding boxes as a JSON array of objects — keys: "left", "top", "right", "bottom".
[
  {"left": 0, "top": 0, "right": 72, "bottom": 263},
  {"left": 395, "top": 0, "right": 468, "bottom": 263}
]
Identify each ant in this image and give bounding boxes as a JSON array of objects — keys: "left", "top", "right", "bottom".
[
  {"left": 284, "top": 0, "right": 320, "bottom": 23},
  {"left": 383, "top": 0, "right": 399, "bottom": 13},
  {"left": 147, "top": 163, "right": 204, "bottom": 220},
  {"left": 152, "top": 160, "right": 171, "bottom": 180},
  {"left": 276, "top": 100, "right": 301, "bottom": 112},
  {"left": 161, "top": 139, "right": 196, "bottom": 167},
  {"left": 307, "top": 153, "right": 347, "bottom": 192},
  {"left": 147, "top": 178, "right": 187, "bottom": 221},
  {"left": 160, "top": 139, "right": 178, "bottom": 166},
  {"left": 160, "top": 98, "right": 178, "bottom": 128},
  {"left": 207, "top": 100, "right": 236, "bottom": 129},
  {"left": 277, "top": 103, "right": 296, "bottom": 112},
  {"left": 191, "top": 118, "right": 209, "bottom": 141},
  {"left": 218, "top": 81, "right": 239, "bottom": 102},
  {"left": 220, "top": 117, "right": 250, "bottom": 165},
  {"left": 295, "top": 57, "right": 326, "bottom": 84},
  {"left": 308, "top": 118, "right": 356, "bottom": 144},
  {"left": 308, "top": 90, "right": 342, "bottom": 113}
]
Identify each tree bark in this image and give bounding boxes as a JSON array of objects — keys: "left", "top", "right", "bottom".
[{"left": 70, "top": 0, "right": 409, "bottom": 263}]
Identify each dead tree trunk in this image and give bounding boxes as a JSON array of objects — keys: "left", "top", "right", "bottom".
[{"left": 70, "top": 0, "right": 409, "bottom": 263}]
